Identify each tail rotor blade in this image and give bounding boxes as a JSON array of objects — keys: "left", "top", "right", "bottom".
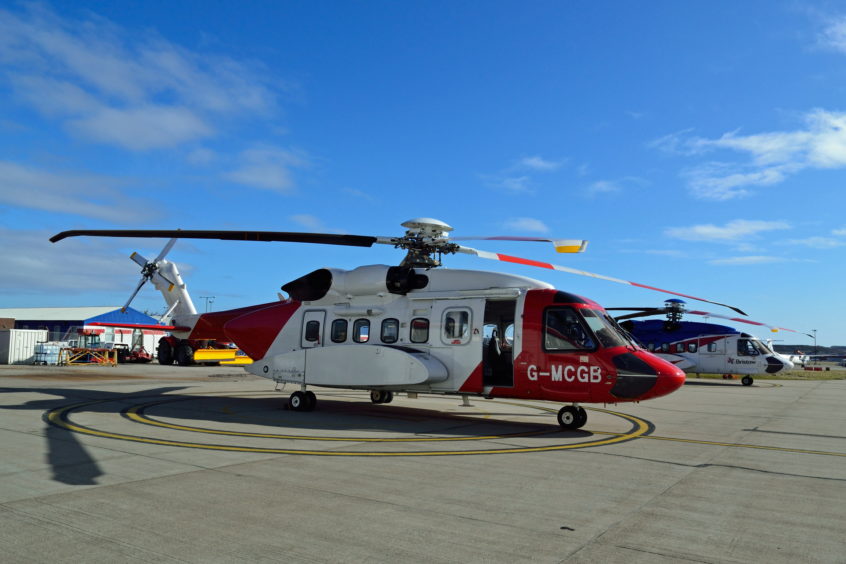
[
  {"left": 122, "top": 277, "right": 147, "bottom": 313},
  {"left": 130, "top": 252, "right": 148, "bottom": 268},
  {"left": 152, "top": 270, "right": 178, "bottom": 290},
  {"left": 456, "top": 245, "right": 747, "bottom": 316},
  {"left": 154, "top": 238, "right": 178, "bottom": 262}
]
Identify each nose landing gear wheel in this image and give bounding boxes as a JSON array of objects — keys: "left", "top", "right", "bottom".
[
  {"left": 741, "top": 376, "right": 754, "bottom": 386},
  {"left": 557, "top": 406, "right": 587, "bottom": 430}
]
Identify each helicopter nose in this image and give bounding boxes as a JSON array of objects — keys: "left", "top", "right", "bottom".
[
  {"left": 610, "top": 351, "right": 685, "bottom": 400},
  {"left": 765, "top": 355, "right": 792, "bottom": 373}
]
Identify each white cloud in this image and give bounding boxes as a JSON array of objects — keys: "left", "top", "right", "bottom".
[
  {"left": 0, "top": 4, "right": 278, "bottom": 151},
  {"left": 289, "top": 214, "right": 325, "bottom": 231},
  {"left": 784, "top": 236, "right": 846, "bottom": 249},
  {"left": 643, "top": 249, "right": 686, "bottom": 258},
  {"left": 653, "top": 110, "right": 846, "bottom": 199},
  {"left": 818, "top": 16, "right": 846, "bottom": 53},
  {"left": 225, "top": 146, "right": 310, "bottom": 192},
  {"left": 342, "top": 188, "right": 376, "bottom": 202},
  {"left": 586, "top": 180, "right": 622, "bottom": 196},
  {"left": 708, "top": 255, "right": 788, "bottom": 266},
  {"left": 832, "top": 226, "right": 846, "bottom": 236},
  {"left": 69, "top": 106, "right": 213, "bottom": 150},
  {"left": 492, "top": 176, "right": 532, "bottom": 193},
  {"left": 666, "top": 219, "right": 791, "bottom": 242},
  {"left": 0, "top": 228, "right": 145, "bottom": 294},
  {"left": 518, "top": 156, "right": 563, "bottom": 171},
  {"left": 503, "top": 217, "right": 549, "bottom": 233},
  {"left": 0, "top": 161, "right": 159, "bottom": 222}
]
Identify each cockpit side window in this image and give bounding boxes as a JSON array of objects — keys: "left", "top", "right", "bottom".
[
  {"left": 544, "top": 307, "right": 596, "bottom": 351},
  {"left": 737, "top": 338, "right": 760, "bottom": 356}
]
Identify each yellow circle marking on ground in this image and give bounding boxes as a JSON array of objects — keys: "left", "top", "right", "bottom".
[{"left": 46, "top": 396, "right": 650, "bottom": 456}]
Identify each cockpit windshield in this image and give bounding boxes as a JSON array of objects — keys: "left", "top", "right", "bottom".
[
  {"left": 581, "top": 309, "right": 632, "bottom": 348},
  {"left": 737, "top": 338, "right": 769, "bottom": 356},
  {"left": 543, "top": 307, "right": 634, "bottom": 352}
]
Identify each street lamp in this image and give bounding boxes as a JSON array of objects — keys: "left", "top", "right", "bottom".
[
  {"left": 199, "top": 295, "right": 215, "bottom": 313},
  {"left": 812, "top": 329, "right": 817, "bottom": 360}
]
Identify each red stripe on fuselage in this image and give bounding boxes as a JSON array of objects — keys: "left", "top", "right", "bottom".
[
  {"left": 223, "top": 301, "right": 302, "bottom": 361},
  {"left": 189, "top": 301, "right": 282, "bottom": 341}
]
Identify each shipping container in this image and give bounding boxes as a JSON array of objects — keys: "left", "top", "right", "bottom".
[{"left": 0, "top": 329, "right": 49, "bottom": 364}]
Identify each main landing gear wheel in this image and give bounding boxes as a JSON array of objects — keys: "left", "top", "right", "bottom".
[
  {"left": 741, "top": 376, "right": 754, "bottom": 386},
  {"left": 370, "top": 390, "right": 394, "bottom": 404},
  {"left": 289, "top": 391, "right": 316, "bottom": 412},
  {"left": 557, "top": 406, "right": 587, "bottom": 430},
  {"left": 157, "top": 340, "right": 174, "bottom": 365}
]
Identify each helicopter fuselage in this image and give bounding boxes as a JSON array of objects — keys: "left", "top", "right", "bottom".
[{"left": 179, "top": 266, "right": 686, "bottom": 407}]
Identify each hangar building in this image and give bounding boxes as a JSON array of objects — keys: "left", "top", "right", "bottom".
[{"left": 0, "top": 306, "right": 168, "bottom": 355}]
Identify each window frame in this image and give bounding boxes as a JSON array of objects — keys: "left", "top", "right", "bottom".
[
  {"left": 441, "top": 308, "right": 472, "bottom": 345},
  {"left": 352, "top": 318, "right": 370, "bottom": 343},
  {"left": 542, "top": 306, "right": 597, "bottom": 353},
  {"left": 381, "top": 318, "right": 399, "bottom": 344},
  {"left": 330, "top": 319, "right": 348, "bottom": 343},
  {"left": 304, "top": 320, "right": 321, "bottom": 342},
  {"left": 410, "top": 317, "right": 429, "bottom": 344}
]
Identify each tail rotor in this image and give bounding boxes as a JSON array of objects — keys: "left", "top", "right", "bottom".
[{"left": 121, "top": 239, "right": 179, "bottom": 312}]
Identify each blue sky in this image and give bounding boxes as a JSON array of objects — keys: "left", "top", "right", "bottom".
[{"left": 0, "top": 1, "right": 844, "bottom": 346}]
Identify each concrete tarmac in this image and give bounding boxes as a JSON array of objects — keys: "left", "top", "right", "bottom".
[{"left": 1, "top": 364, "right": 844, "bottom": 563}]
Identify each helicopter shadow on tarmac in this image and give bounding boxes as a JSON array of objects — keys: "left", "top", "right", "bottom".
[{"left": 0, "top": 386, "right": 588, "bottom": 485}]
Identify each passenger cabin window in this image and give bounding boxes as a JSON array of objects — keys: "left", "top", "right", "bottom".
[
  {"left": 707, "top": 342, "right": 718, "bottom": 352},
  {"left": 687, "top": 343, "right": 698, "bottom": 353},
  {"left": 331, "top": 319, "right": 348, "bottom": 343},
  {"left": 353, "top": 319, "right": 370, "bottom": 343},
  {"left": 543, "top": 307, "right": 595, "bottom": 351},
  {"left": 381, "top": 318, "right": 399, "bottom": 344},
  {"left": 442, "top": 309, "right": 471, "bottom": 345},
  {"left": 410, "top": 318, "right": 429, "bottom": 343},
  {"left": 674, "top": 343, "right": 684, "bottom": 353},
  {"left": 304, "top": 320, "right": 320, "bottom": 342},
  {"left": 661, "top": 343, "right": 670, "bottom": 353}
]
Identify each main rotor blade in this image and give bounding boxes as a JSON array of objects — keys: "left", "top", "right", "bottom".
[
  {"left": 457, "top": 245, "right": 747, "bottom": 316},
  {"left": 612, "top": 309, "right": 668, "bottom": 321},
  {"left": 449, "top": 237, "right": 588, "bottom": 253},
  {"left": 686, "top": 310, "right": 800, "bottom": 333},
  {"left": 51, "top": 229, "right": 379, "bottom": 247}
]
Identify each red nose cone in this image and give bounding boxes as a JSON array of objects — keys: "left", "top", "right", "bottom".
[{"left": 644, "top": 353, "right": 686, "bottom": 399}]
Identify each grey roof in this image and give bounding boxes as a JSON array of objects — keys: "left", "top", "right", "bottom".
[{"left": 0, "top": 307, "right": 123, "bottom": 321}]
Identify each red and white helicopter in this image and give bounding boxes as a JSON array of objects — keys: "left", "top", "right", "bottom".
[
  {"left": 50, "top": 218, "right": 746, "bottom": 429},
  {"left": 610, "top": 299, "right": 804, "bottom": 386}
]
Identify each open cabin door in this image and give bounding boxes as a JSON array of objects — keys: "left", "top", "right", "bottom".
[{"left": 483, "top": 299, "right": 517, "bottom": 387}]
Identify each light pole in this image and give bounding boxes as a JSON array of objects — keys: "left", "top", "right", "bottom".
[
  {"left": 812, "top": 329, "right": 817, "bottom": 360},
  {"left": 199, "top": 296, "right": 215, "bottom": 313}
]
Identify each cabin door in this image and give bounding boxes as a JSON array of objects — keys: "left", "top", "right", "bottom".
[
  {"left": 301, "top": 310, "right": 326, "bottom": 349},
  {"left": 483, "top": 299, "right": 517, "bottom": 387}
]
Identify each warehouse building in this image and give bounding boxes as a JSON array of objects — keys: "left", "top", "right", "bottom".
[{"left": 0, "top": 306, "right": 169, "bottom": 364}]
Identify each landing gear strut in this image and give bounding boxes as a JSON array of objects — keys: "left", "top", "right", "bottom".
[
  {"left": 741, "top": 375, "right": 754, "bottom": 386},
  {"left": 557, "top": 405, "right": 587, "bottom": 430}
]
